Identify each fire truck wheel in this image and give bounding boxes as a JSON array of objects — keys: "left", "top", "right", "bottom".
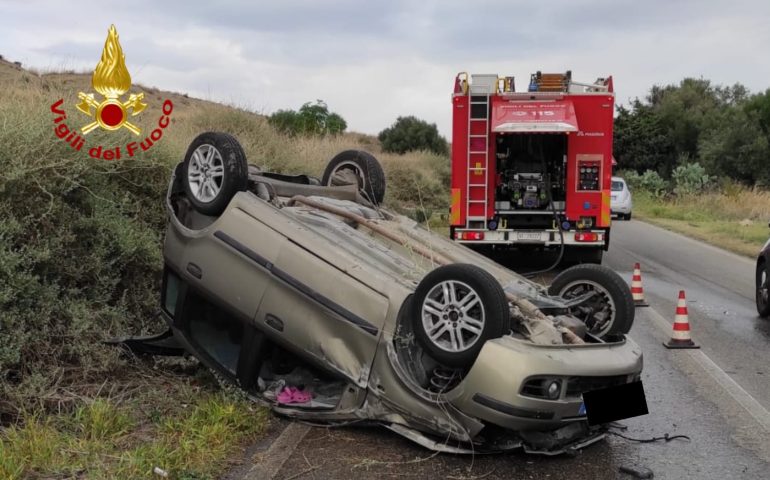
[
  {"left": 548, "top": 264, "right": 634, "bottom": 337},
  {"left": 412, "top": 264, "right": 510, "bottom": 368},
  {"left": 322, "top": 150, "right": 386, "bottom": 204},
  {"left": 182, "top": 132, "right": 248, "bottom": 216}
]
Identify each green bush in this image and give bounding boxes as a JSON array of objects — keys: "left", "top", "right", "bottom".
[
  {"left": 671, "top": 161, "right": 714, "bottom": 195},
  {"left": 623, "top": 169, "right": 668, "bottom": 198},
  {"left": 378, "top": 116, "right": 448, "bottom": 156},
  {"left": 268, "top": 100, "right": 347, "bottom": 136}
]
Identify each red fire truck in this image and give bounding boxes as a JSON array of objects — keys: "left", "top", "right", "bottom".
[{"left": 449, "top": 71, "right": 615, "bottom": 264}]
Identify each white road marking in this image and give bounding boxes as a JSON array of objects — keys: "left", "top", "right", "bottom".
[{"left": 645, "top": 306, "right": 770, "bottom": 432}]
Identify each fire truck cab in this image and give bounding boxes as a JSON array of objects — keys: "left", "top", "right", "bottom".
[{"left": 450, "top": 71, "right": 615, "bottom": 264}]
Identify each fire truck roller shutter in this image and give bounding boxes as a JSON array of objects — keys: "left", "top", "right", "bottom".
[{"left": 491, "top": 100, "right": 579, "bottom": 133}]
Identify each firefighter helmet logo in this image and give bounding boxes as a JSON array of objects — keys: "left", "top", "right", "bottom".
[{"left": 76, "top": 25, "right": 147, "bottom": 135}]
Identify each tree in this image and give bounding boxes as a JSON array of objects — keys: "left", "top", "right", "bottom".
[
  {"left": 613, "top": 101, "right": 676, "bottom": 176},
  {"left": 698, "top": 102, "right": 770, "bottom": 186},
  {"left": 268, "top": 100, "right": 347, "bottom": 136},
  {"left": 613, "top": 78, "right": 770, "bottom": 186},
  {"left": 378, "top": 116, "right": 448, "bottom": 155}
]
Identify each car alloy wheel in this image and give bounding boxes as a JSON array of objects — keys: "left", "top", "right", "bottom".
[
  {"left": 187, "top": 144, "right": 225, "bottom": 203},
  {"left": 181, "top": 132, "right": 248, "bottom": 216},
  {"left": 421, "top": 280, "right": 486, "bottom": 353}
]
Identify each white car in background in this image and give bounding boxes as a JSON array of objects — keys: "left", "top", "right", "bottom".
[{"left": 611, "top": 177, "right": 633, "bottom": 220}]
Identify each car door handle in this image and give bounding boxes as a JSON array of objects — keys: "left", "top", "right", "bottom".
[{"left": 186, "top": 262, "right": 202, "bottom": 279}]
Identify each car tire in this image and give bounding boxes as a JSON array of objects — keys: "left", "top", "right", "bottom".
[
  {"left": 182, "top": 132, "right": 248, "bottom": 216},
  {"left": 548, "top": 264, "right": 634, "bottom": 337},
  {"left": 322, "top": 150, "right": 386, "bottom": 204},
  {"left": 625, "top": 213, "right": 632, "bottom": 220},
  {"left": 412, "top": 264, "right": 510, "bottom": 368},
  {"left": 757, "top": 261, "right": 770, "bottom": 318}
]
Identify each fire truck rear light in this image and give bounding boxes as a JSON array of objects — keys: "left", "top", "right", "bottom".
[
  {"left": 456, "top": 231, "right": 485, "bottom": 241},
  {"left": 575, "top": 232, "right": 599, "bottom": 242}
]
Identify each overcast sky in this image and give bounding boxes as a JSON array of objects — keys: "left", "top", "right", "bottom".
[{"left": 1, "top": 0, "right": 769, "bottom": 137}]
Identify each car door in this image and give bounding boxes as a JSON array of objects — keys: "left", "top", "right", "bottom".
[
  {"left": 255, "top": 236, "right": 390, "bottom": 388},
  {"left": 163, "top": 197, "right": 287, "bottom": 382}
]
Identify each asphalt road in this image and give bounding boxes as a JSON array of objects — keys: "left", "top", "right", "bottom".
[{"left": 234, "top": 220, "right": 770, "bottom": 480}]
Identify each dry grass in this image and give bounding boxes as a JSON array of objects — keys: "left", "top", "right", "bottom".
[{"left": 633, "top": 189, "right": 770, "bottom": 257}]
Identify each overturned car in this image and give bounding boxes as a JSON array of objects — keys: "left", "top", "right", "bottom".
[{"left": 126, "top": 132, "right": 644, "bottom": 454}]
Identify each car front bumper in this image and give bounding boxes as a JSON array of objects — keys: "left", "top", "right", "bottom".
[{"left": 445, "top": 335, "right": 643, "bottom": 430}]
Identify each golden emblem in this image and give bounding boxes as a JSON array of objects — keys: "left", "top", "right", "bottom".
[{"left": 76, "top": 25, "right": 146, "bottom": 135}]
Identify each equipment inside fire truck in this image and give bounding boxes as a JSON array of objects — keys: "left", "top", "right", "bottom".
[{"left": 450, "top": 71, "right": 615, "bottom": 265}]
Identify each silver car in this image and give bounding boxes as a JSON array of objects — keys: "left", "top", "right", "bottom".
[{"left": 119, "top": 132, "right": 646, "bottom": 455}]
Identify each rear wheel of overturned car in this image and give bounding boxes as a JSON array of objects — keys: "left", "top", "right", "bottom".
[
  {"left": 412, "top": 264, "right": 510, "bottom": 368},
  {"left": 548, "top": 264, "right": 634, "bottom": 338},
  {"left": 182, "top": 132, "right": 248, "bottom": 216},
  {"left": 322, "top": 150, "right": 386, "bottom": 204}
]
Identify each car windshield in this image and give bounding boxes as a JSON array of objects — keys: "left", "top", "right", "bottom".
[{"left": 611, "top": 181, "right": 625, "bottom": 192}]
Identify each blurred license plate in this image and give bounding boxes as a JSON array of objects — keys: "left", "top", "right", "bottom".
[
  {"left": 516, "top": 232, "right": 542, "bottom": 241},
  {"left": 583, "top": 381, "right": 648, "bottom": 425}
]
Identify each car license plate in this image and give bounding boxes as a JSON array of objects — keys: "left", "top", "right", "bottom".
[
  {"left": 582, "top": 380, "right": 648, "bottom": 426},
  {"left": 516, "top": 231, "right": 541, "bottom": 242}
]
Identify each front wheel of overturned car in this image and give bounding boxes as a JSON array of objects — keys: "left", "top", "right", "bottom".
[
  {"left": 322, "top": 150, "right": 386, "bottom": 204},
  {"left": 182, "top": 132, "right": 248, "bottom": 216},
  {"left": 548, "top": 264, "right": 634, "bottom": 338},
  {"left": 412, "top": 264, "right": 510, "bottom": 368}
]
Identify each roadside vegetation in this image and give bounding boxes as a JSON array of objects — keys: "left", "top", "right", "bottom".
[
  {"left": 267, "top": 99, "right": 347, "bottom": 136},
  {"left": 0, "top": 59, "right": 448, "bottom": 478},
  {"left": 0, "top": 365, "right": 267, "bottom": 480},
  {"left": 378, "top": 115, "right": 448, "bottom": 156},
  {"left": 614, "top": 78, "right": 770, "bottom": 256}
]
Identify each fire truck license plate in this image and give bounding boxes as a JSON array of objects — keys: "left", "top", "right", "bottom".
[{"left": 516, "top": 232, "right": 542, "bottom": 242}]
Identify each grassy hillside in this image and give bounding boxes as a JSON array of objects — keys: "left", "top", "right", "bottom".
[{"left": 0, "top": 58, "right": 449, "bottom": 478}]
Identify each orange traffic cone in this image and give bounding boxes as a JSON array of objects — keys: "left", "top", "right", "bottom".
[
  {"left": 631, "top": 263, "right": 649, "bottom": 307},
  {"left": 664, "top": 290, "right": 700, "bottom": 349}
]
